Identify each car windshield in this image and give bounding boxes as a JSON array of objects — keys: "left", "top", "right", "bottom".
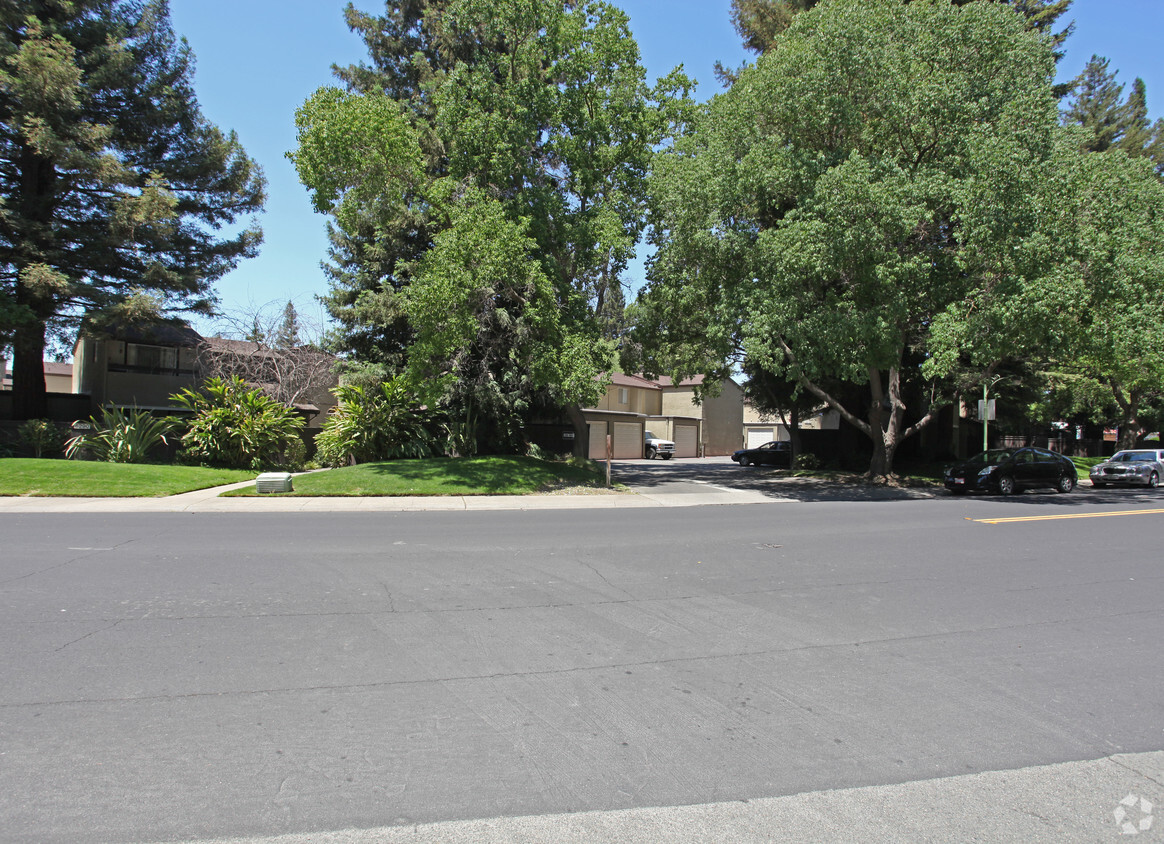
[
  {"left": 1111, "top": 452, "right": 1156, "bottom": 463},
  {"left": 967, "top": 449, "right": 1014, "bottom": 466},
  {"left": 645, "top": 432, "right": 656, "bottom": 439}
]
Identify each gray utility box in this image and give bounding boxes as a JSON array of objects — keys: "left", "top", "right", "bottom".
[{"left": 255, "top": 472, "right": 293, "bottom": 494}]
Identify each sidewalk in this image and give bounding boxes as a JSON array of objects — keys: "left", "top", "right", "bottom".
[
  {"left": 152, "top": 750, "right": 1164, "bottom": 843},
  {"left": 0, "top": 478, "right": 780, "bottom": 513}
]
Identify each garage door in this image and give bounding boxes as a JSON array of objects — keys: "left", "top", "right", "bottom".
[
  {"left": 612, "top": 422, "right": 643, "bottom": 459},
  {"left": 588, "top": 422, "right": 607, "bottom": 459},
  {"left": 748, "top": 428, "right": 774, "bottom": 449},
  {"left": 674, "top": 424, "right": 698, "bottom": 458}
]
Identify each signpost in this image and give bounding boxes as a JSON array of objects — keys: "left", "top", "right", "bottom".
[{"left": 979, "top": 381, "right": 1000, "bottom": 452}]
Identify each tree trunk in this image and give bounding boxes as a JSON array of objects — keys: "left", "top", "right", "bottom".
[
  {"left": 1110, "top": 381, "right": 1144, "bottom": 450},
  {"left": 565, "top": 402, "right": 589, "bottom": 459},
  {"left": 11, "top": 319, "right": 48, "bottom": 421},
  {"left": 777, "top": 338, "right": 942, "bottom": 482},
  {"left": 788, "top": 404, "right": 802, "bottom": 467}
]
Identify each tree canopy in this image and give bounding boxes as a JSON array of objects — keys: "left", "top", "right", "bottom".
[
  {"left": 639, "top": 0, "right": 1065, "bottom": 477},
  {"left": 292, "top": 0, "right": 692, "bottom": 452},
  {"left": 716, "top": 0, "right": 1074, "bottom": 87},
  {"left": 0, "top": 0, "right": 266, "bottom": 418}
]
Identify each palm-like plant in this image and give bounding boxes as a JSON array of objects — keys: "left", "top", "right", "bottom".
[
  {"left": 65, "top": 407, "right": 172, "bottom": 463},
  {"left": 315, "top": 378, "right": 435, "bottom": 467},
  {"left": 171, "top": 377, "right": 304, "bottom": 470}
]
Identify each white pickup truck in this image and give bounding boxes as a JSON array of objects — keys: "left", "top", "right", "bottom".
[{"left": 644, "top": 430, "right": 675, "bottom": 460}]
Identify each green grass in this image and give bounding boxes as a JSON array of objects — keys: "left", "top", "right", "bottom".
[
  {"left": 227, "top": 455, "right": 610, "bottom": 497},
  {"left": 1071, "top": 455, "right": 1106, "bottom": 479},
  {"left": 0, "top": 458, "right": 256, "bottom": 497}
]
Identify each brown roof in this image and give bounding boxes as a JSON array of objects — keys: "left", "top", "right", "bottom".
[
  {"left": 652, "top": 374, "right": 706, "bottom": 388},
  {"left": 201, "top": 336, "right": 264, "bottom": 354},
  {"left": 602, "top": 372, "right": 708, "bottom": 390},
  {"left": 607, "top": 372, "right": 660, "bottom": 389}
]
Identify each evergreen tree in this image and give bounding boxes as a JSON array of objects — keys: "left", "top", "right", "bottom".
[
  {"left": 1063, "top": 55, "right": 1164, "bottom": 175},
  {"left": 274, "top": 301, "right": 300, "bottom": 349},
  {"left": 0, "top": 0, "right": 265, "bottom": 419}
]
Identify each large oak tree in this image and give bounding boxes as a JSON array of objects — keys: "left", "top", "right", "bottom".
[{"left": 639, "top": 0, "right": 1063, "bottom": 478}]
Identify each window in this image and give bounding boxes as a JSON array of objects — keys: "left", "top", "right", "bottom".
[
  {"left": 124, "top": 343, "right": 178, "bottom": 374},
  {"left": 618, "top": 387, "right": 628, "bottom": 405}
]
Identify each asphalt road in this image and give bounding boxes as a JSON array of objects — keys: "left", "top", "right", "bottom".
[{"left": 2, "top": 493, "right": 1163, "bottom": 842}]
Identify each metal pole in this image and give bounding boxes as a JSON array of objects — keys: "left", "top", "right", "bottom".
[
  {"left": 983, "top": 382, "right": 989, "bottom": 453},
  {"left": 606, "top": 434, "right": 612, "bottom": 487}
]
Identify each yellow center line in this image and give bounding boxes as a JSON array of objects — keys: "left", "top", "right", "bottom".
[{"left": 970, "top": 508, "right": 1164, "bottom": 525}]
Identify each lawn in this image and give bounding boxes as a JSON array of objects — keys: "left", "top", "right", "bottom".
[
  {"left": 0, "top": 459, "right": 256, "bottom": 497},
  {"left": 227, "top": 455, "right": 611, "bottom": 497}
]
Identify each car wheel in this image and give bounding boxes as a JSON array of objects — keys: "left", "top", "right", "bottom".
[
  {"left": 949, "top": 488, "right": 967, "bottom": 496},
  {"left": 1057, "top": 475, "right": 1076, "bottom": 493},
  {"left": 997, "top": 475, "right": 1016, "bottom": 495},
  {"left": 1150, "top": 472, "right": 1159, "bottom": 489},
  {"left": 661, "top": 454, "right": 672, "bottom": 460},
  {"left": 1092, "top": 481, "right": 1106, "bottom": 488},
  {"left": 646, "top": 447, "right": 656, "bottom": 460},
  {"left": 739, "top": 455, "right": 751, "bottom": 467}
]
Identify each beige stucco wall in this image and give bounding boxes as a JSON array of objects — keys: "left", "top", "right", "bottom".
[
  {"left": 44, "top": 372, "right": 73, "bottom": 393},
  {"left": 699, "top": 380, "right": 745, "bottom": 455},
  {"left": 594, "top": 384, "right": 661, "bottom": 416},
  {"left": 660, "top": 381, "right": 745, "bottom": 456}
]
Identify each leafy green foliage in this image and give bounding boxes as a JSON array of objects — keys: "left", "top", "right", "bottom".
[
  {"left": 314, "top": 378, "right": 437, "bottom": 467},
  {"left": 0, "top": 1, "right": 265, "bottom": 419},
  {"left": 171, "top": 377, "right": 304, "bottom": 470},
  {"left": 641, "top": 0, "right": 1060, "bottom": 477},
  {"left": 293, "top": 0, "right": 693, "bottom": 452},
  {"left": 64, "top": 406, "right": 173, "bottom": 464},
  {"left": 16, "top": 418, "right": 64, "bottom": 458}
]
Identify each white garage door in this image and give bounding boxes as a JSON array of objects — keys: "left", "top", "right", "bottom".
[
  {"left": 588, "top": 422, "right": 607, "bottom": 459},
  {"left": 612, "top": 422, "right": 643, "bottom": 459},
  {"left": 674, "top": 424, "right": 698, "bottom": 458},
  {"left": 748, "top": 428, "right": 774, "bottom": 450}
]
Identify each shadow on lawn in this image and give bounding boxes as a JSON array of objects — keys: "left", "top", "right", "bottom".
[{"left": 360, "top": 456, "right": 600, "bottom": 493}]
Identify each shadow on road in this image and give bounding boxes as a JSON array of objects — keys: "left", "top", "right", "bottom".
[{"left": 611, "top": 458, "right": 1164, "bottom": 506}]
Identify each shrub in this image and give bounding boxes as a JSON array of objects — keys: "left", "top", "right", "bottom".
[
  {"left": 64, "top": 407, "right": 172, "bottom": 463},
  {"left": 794, "top": 452, "right": 821, "bottom": 469},
  {"left": 17, "top": 418, "right": 65, "bottom": 458},
  {"left": 315, "top": 378, "right": 435, "bottom": 467},
  {"left": 172, "top": 376, "right": 304, "bottom": 470},
  {"left": 279, "top": 435, "right": 308, "bottom": 472}
]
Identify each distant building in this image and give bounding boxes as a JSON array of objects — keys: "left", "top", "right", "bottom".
[{"left": 582, "top": 374, "right": 745, "bottom": 458}]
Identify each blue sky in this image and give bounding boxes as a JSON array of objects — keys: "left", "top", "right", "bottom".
[{"left": 167, "top": 0, "right": 1163, "bottom": 332}]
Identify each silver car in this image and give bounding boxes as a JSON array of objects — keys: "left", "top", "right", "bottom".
[{"left": 1089, "top": 450, "right": 1164, "bottom": 488}]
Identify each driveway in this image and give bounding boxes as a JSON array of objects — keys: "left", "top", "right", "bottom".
[
  {"left": 611, "top": 456, "right": 937, "bottom": 503},
  {"left": 614, "top": 456, "right": 1164, "bottom": 506}
]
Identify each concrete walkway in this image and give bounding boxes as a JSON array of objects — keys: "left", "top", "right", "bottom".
[
  {"left": 0, "top": 475, "right": 780, "bottom": 513},
  {"left": 152, "top": 751, "right": 1164, "bottom": 843}
]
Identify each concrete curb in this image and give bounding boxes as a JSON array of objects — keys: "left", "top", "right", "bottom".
[
  {"left": 0, "top": 486, "right": 778, "bottom": 514},
  {"left": 149, "top": 751, "right": 1164, "bottom": 843}
]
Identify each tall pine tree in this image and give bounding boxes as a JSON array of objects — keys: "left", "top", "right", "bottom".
[
  {"left": 0, "top": 0, "right": 265, "bottom": 419},
  {"left": 1064, "top": 56, "right": 1164, "bottom": 176}
]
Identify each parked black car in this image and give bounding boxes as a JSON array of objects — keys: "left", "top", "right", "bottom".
[
  {"left": 731, "top": 440, "right": 792, "bottom": 468},
  {"left": 944, "top": 447, "right": 1077, "bottom": 495}
]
